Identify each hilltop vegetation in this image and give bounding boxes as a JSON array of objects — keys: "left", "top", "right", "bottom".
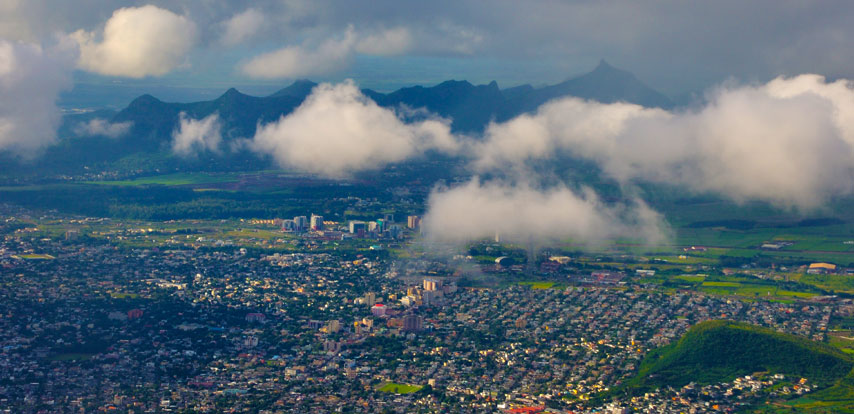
[{"left": 617, "top": 320, "right": 853, "bottom": 396}]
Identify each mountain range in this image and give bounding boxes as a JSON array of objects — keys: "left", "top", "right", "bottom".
[{"left": 10, "top": 60, "right": 673, "bottom": 176}]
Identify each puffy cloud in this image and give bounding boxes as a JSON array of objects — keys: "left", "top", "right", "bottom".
[
  {"left": 421, "top": 178, "right": 668, "bottom": 245},
  {"left": 475, "top": 75, "right": 854, "bottom": 210},
  {"left": 220, "top": 8, "right": 266, "bottom": 46},
  {"left": 250, "top": 80, "right": 457, "bottom": 177},
  {"left": 71, "top": 5, "right": 196, "bottom": 78},
  {"left": 0, "top": 40, "right": 73, "bottom": 156},
  {"left": 172, "top": 113, "right": 222, "bottom": 156},
  {"left": 241, "top": 26, "right": 411, "bottom": 78},
  {"left": 74, "top": 118, "right": 132, "bottom": 138}
]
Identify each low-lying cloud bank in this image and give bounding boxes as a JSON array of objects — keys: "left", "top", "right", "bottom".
[
  {"left": 172, "top": 113, "right": 222, "bottom": 156},
  {"left": 74, "top": 118, "right": 132, "bottom": 138},
  {"left": 0, "top": 40, "right": 72, "bottom": 156},
  {"left": 421, "top": 178, "right": 668, "bottom": 245},
  {"left": 246, "top": 75, "right": 854, "bottom": 211},
  {"left": 250, "top": 80, "right": 457, "bottom": 177},
  {"left": 476, "top": 74, "right": 854, "bottom": 210},
  {"left": 242, "top": 75, "right": 854, "bottom": 244}
]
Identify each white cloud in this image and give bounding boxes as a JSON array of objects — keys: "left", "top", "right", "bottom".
[
  {"left": 0, "top": 40, "right": 73, "bottom": 156},
  {"left": 421, "top": 178, "right": 668, "bottom": 245},
  {"left": 250, "top": 80, "right": 457, "bottom": 177},
  {"left": 241, "top": 28, "right": 356, "bottom": 79},
  {"left": 220, "top": 8, "right": 266, "bottom": 46},
  {"left": 355, "top": 27, "right": 412, "bottom": 56},
  {"left": 475, "top": 75, "right": 854, "bottom": 210},
  {"left": 74, "top": 118, "right": 132, "bottom": 138},
  {"left": 70, "top": 5, "right": 196, "bottom": 78},
  {"left": 241, "top": 26, "right": 412, "bottom": 79},
  {"left": 172, "top": 113, "right": 222, "bottom": 156}
]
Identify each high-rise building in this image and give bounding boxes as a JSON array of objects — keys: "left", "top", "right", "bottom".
[
  {"left": 423, "top": 278, "right": 442, "bottom": 291},
  {"left": 364, "top": 292, "right": 376, "bottom": 307},
  {"left": 349, "top": 220, "right": 366, "bottom": 234},
  {"left": 371, "top": 303, "right": 386, "bottom": 317},
  {"left": 407, "top": 215, "right": 420, "bottom": 229},
  {"left": 293, "top": 216, "right": 308, "bottom": 231},
  {"left": 310, "top": 214, "right": 324, "bottom": 231},
  {"left": 388, "top": 224, "right": 402, "bottom": 239},
  {"left": 403, "top": 314, "right": 424, "bottom": 332},
  {"left": 244, "top": 336, "right": 259, "bottom": 348},
  {"left": 281, "top": 219, "right": 295, "bottom": 232},
  {"left": 422, "top": 289, "right": 443, "bottom": 306},
  {"left": 325, "top": 320, "right": 340, "bottom": 333}
]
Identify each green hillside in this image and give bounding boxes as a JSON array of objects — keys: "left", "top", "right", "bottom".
[{"left": 619, "top": 320, "right": 853, "bottom": 395}]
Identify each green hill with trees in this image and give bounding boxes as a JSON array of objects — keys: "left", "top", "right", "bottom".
[{"left": 617, "top": 320, "right": 853, "bottom": 396}]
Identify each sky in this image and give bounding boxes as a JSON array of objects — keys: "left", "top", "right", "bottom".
[{"left": 3, "top": 0, "right": 854, "bottom": 106}]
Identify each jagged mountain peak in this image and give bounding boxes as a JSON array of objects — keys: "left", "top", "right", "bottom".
[{"left": 269, "top": 79, "right": 318, "bottom": 98}]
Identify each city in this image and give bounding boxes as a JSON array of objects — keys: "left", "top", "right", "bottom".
[{"left": 2, "top": 205, "right": 852, "bottom": 412}]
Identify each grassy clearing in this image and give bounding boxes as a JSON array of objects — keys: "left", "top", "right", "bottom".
[
  {"left": 223, "top": 229, "right": 286, "bottom": 240},
  {"left": 519, "top": 281, "right": 569, "bottom": 290},
  {"left": 520, "top": 281, "right": 555, "bottom": 289},
  {"left": 801, "top": 274, "right": 854, "bottom": 294},
  {"left": 18, "top": 253, "right": 55, "bottom": 259},
  {"left": 651, "top": 255, "right": 716, "bottom": 265},
  {"left": 87, "top": 172, "right": 242, "bottom": 187},
  {"left": 377, "top": 382, "right": 423, "bottom": 394},
  {"left": 828, "top": 333, "right": 854, "bottom": 355},
  {"left": 702, "top": 281, "right": 741, "bottom": 287},
  {"left": 674, "top": 275, "right": 706, "bottom": 283}
]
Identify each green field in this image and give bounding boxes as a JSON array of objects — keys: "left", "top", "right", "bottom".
[
  {"left": 674, "top": 275, "right": 705, "bottom": 283},
  {"left": 701, "top": 281, "right": 741, "bottom": 287},
  {"left": 377, "top": 382, "right": 423, "bottom": 394},
  {"left": 520, "top": 281, "right": 556, "bottom": 289},
  {"left": 18, "top": 254, "right": 55, "bottom": 260},
  {"left": 88, "top": 172, "right": 243, "bottom": 187}
]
